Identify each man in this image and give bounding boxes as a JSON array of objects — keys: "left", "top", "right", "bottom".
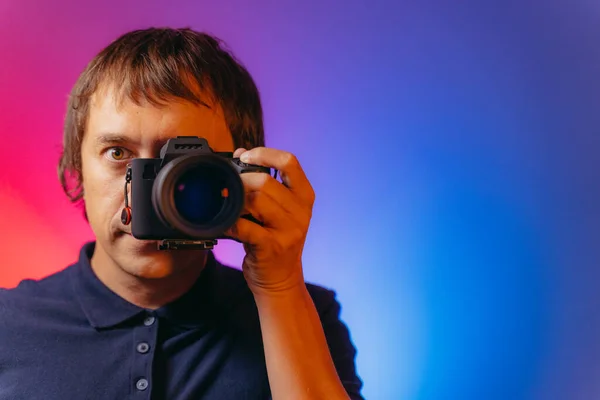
[{"left": 0, "top": 27, "right": 363, "bottom": 399}]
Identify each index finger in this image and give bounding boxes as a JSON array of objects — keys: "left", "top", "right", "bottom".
[{"left": 240, "top": 147, "right": 315, "bottom": 206}]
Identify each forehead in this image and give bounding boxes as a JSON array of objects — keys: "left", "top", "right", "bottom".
[{"left": 85, "top": 85, "right": 234, "bottom": 152}]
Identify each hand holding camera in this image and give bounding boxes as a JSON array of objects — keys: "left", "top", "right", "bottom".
[
  {"left": 227, "top": 145, "right": 316, "bottom": 295},
  {"left": 124, "top": 136, "right": 314, "bottom": 294}
]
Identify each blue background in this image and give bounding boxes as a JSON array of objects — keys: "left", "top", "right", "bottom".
[{"left": 0, "top": 1, "right": 599, "bottom": 399}]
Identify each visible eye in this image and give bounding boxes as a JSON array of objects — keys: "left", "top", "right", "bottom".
[{"left": 105, "top": 147, "right": 132, "bottom": 162}]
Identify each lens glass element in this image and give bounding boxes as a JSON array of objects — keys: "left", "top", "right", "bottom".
[{"left": 173, "top": 165, "right": 227, "bottom": 225}]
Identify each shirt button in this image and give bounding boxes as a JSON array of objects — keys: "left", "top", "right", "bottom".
[
  {"left": 143, "top": 316, "right": 156, "bottom": 326},
  {"left": 137, "top": 342, "right": 150, "bottom": 354},
  {"left": 136, "top": 378, "right": 149, "bottom": 391}
]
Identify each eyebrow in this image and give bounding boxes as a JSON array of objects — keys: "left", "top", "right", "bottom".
[{"left": 95, "top": 133, "right": 139, "bottom": 147}]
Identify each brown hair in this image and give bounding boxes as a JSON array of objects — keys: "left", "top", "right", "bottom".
[{"left": 58, "top": 27, "right": 265, "bottom": 203}]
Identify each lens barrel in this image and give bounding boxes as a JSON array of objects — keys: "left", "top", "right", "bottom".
[{"left": 152, "top": 154, "right": 244, "bottom": 238}]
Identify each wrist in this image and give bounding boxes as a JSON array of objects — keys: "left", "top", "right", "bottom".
[
  {"left": 245, "top": 262, "right": 306, "bottom": 299},
  {"left": 250, "top": 280, "right": 310, "bottom": 305}
]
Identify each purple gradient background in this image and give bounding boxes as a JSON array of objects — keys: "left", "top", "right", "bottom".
[{"left": 1, "top": 1, "right": 599, "bottom": 399}]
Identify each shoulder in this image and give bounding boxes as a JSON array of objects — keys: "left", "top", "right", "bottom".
[
  {"left": 0, "top": 265, "right": 75, "bottom": 298},
  {"left": 203, "top": 258, "right": 364, "bottom": 397},
  {"left": 212, "top": 258, "right": 343, "bottom": 321},
  {"left": 305, "top": 282, "right": 338, "bottom": 308},
  {"left": 212, "top": 257, "right": 339, "bottom": 305},
  {"left": 0, "top": 266, "right": 76, "bottom": 321}
]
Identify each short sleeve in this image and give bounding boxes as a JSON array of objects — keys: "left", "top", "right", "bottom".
[{"left": 317, "top": 289, "right": 364, "bottom": 400}]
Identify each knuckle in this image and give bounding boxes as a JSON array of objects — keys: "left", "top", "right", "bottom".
[
  {"left": 282, "top": 153, "right": 297, "bottom": 168},
  {"left": 308, "top": 186, "right": 316, "bottom": 202},
  {"left": 257, "top": 172, "right": 271, "bottom": 186}
]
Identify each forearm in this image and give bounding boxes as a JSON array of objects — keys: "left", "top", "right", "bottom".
[{"left": 253, "top": 285, "right": 350, "bottom": 400}]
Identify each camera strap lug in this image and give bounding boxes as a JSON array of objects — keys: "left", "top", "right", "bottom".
[{"left": 121, "top": 166, "right": 133, "bottom": 225}]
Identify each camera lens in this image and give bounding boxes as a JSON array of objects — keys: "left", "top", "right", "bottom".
[
  {"left": 152, "top": 154, "right": 244, "bottom": 239},
  {"left": 173, "top": 166, "right": 226, "bottom": 225}
]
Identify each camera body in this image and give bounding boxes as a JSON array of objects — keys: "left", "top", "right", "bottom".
[{"left": 128, "top": 136, "right": 269, "bottom": 247}]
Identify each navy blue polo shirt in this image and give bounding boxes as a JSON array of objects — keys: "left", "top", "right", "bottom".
[{"left": 0, "top": 242, "right": 363, "bottom": 399}]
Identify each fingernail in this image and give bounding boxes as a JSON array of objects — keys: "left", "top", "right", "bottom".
[{"left": 240, "top": 153, "right": 250, "bottom": 162}]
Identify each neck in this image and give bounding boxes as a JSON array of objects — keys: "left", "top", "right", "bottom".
[{"left": 90, "top": 244, "right": 208, "bottom": 310}]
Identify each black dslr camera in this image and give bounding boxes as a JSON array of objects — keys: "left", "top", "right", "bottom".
[{"left": 124, "top": 136, "right": 270, "bottom": 250}]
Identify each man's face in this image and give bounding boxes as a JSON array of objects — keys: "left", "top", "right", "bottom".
[{"left": 80, "top": 86, "right": 234, "bottom": 279}]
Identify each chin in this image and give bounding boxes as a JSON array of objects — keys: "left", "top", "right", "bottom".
[
  {"left": 113, "top": 235, "right": 171, "bottom": 276},
  {"left": 110, "top": 233, "right": 203, "bottom": 279},
  {"left": 120, "top": 250, "right": 178, "bottom": 279}
]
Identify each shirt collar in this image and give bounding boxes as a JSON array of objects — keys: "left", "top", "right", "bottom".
[{"left": 70, "top": 241, "right": 230, "bottom": 330}]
